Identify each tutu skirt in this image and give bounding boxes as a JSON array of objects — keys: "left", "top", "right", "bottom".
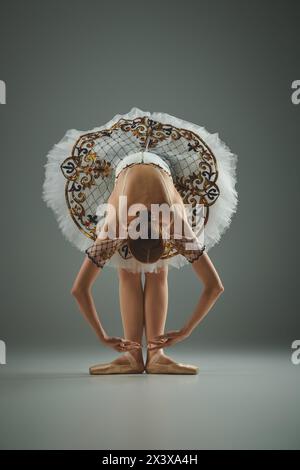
[{"left": 42, "top": 106, "right": 238, "bottom": 273}]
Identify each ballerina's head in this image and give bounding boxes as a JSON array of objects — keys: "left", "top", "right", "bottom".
[{"left": 127, "top": 209, "right": 168, "bottom": 264}]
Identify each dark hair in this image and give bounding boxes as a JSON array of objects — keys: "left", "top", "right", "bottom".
[{"left": 128, "top": 210, "right": 165, "bottom": 264}]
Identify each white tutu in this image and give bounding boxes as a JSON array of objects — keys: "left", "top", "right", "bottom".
[{"left": 42, "top": 106, "right": 238, "bottom": 273}]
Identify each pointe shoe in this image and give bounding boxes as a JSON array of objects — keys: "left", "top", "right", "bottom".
[
  {"left": 145, "top": 351, "right": 199, "bottom": 375},
  {"left": 89, "top": 352, "right": 145, "bottom": 375}
]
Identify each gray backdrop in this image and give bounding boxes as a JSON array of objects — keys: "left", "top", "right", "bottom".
[
  {"left": 1, "top": 0, "right": 300, "bottom": 451},
  {"left": 1, "top": 0, "right": 299, "bottom": 352}
]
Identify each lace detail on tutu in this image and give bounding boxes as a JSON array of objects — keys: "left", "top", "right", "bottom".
[
  {"left": 85, "top": 238, "right": 125, "bottom": 269},
  {"left": 170, "top": 237, "right": 206, "bottom": 263},
  {"left": 85, "top": 233, "right": 205, "bottom": 271}
]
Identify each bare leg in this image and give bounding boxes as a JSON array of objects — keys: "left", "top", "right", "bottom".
[
  {"left": 143, "top": 267, "right": 199, "bottom": 374},
  {"left": 144, "top": 267, "right": 176, "bottom": 365},
  {"left": 113, "top": 268, "right": 144, "bottom": 367}
]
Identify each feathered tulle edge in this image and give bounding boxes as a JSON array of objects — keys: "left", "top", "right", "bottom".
[{"left": 42, "top": 106, "right": 238, "bottom": 254}]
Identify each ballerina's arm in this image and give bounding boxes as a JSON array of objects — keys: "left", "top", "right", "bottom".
[
  {"left": 181, "top": 250, "right": 224, "bottom": 336},
  {"left": 70, "top": 236, "right": 126, "bottom": 342}
]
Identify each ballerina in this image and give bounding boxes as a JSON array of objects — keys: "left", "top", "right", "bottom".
[{"left": 42, "top": 107, "right": 238, "bottom": 374}]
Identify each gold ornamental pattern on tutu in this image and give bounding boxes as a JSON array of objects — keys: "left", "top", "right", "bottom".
[{"left": 60, "top": 115, "right": 219, "bottom": 260}]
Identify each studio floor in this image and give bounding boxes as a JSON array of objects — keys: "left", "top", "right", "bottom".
[{"left": 0, "top": 348, "right": 299, "bottom": 450}]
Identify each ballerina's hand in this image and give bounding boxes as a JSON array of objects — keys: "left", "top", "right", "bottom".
[
  {"left": 147, "top": 328, "right": 190, "bottom": 351},
  {"left": 102, "top": 335, "right": 142, "bottom": 353}
]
